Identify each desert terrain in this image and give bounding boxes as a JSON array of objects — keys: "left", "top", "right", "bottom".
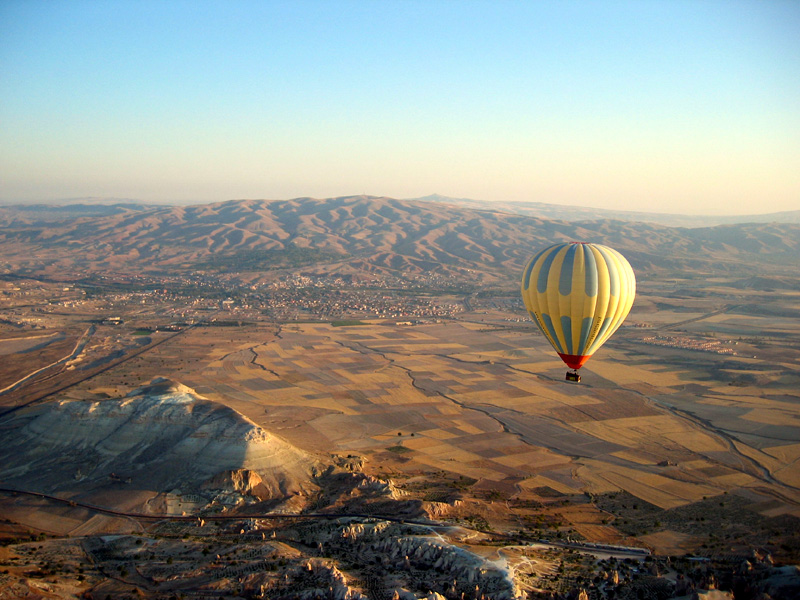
[{"left": 0, "top": 197, "right": 798, "bottom": 599}]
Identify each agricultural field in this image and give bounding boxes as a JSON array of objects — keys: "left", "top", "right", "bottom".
[{"left": 1, "top": 275, "right": 799, "bottom": 567}]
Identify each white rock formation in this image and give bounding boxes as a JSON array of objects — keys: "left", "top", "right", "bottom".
[{"left": 0, "top": 377, "right": 323, "bottom": 498}]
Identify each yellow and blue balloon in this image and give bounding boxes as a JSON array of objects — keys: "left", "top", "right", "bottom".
[{"left": 521, "top": 242, "right": 636, "bottom": 371}]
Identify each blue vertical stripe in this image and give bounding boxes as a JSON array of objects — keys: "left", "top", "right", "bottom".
[
  {"left": 528, "top": 311, "right": 548, "bottom": 338},
  {"left": 560, "top": 315, "right": 574, "bottom": 355},
  {"left": 558, "top": 244, "right": 577, "bottom": 296},
  {"left": 536, "top": 246, "right": 560, "bottom": 293},
  {"left": 583, "top": 245, "right": 598, "bottom": 297},
  {"left": 577, "top": 316, "right": 593, "bottom": 355},
  {"left": 522, "top": 245, "right": 551, "bottom": 291},
  {"left": 522, "top": 257, "right": 536, "bottom": 291},
  {"left": 541, "top": 314, "right": 564, "bottom": 353},
  {"left": 588, "top": 317, "right": 613, "bottom": 354}
]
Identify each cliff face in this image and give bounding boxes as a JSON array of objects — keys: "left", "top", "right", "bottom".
[{"left": 0, "top": 378, "right": 322, "bottom": 499}]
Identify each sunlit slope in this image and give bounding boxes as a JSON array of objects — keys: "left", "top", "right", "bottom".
[{"left": 0, "top": 196, "right": 798, "bottom": 281}]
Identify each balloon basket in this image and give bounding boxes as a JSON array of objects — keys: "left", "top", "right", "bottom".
[{"left": 565, "top": 371, "right": 581, "bottom": 383}]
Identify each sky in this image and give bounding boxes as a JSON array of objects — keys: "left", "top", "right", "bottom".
[{"left": 1, "top": 0, "right": 798, "bottom": 215}]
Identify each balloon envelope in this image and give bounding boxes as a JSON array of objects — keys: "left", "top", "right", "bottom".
[{"left": 521, "top": 242, "right": 636, "bottom": 370}]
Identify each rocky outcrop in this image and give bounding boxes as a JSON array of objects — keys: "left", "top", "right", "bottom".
[
  {"left": 203, "top": 468, "right": 273, "bottom": 501},
  {"left": 0, "top": 377, "right": 323, "bottom": 500},
  {"left": 332, "top": 453, "right": 365, "bottom": 472},
  {"left": 313, "top": 472, "right": 408, "bottom": 511},
  {"left": 264, "top": 559, "right": 368, "bottom": 600},
  {"left": 423, "top": 499, "right": 463, "bottom": 519},
  {"left": 296, "top": 521, "right": 521, "bottom": 599},
  {"left": 354, "top": 474, "right": 405, "bottom": 499}
]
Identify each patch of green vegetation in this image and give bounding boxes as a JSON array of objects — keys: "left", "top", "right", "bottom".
[
  {"left": 331, "top": 320, "right": 366, "bottom": 327},
  {"left": 445, "top": 475, "right": 477, "bottom": 490},
  {"left": 423, "top": 491, "right": 455, "bottom": 502},
  {"left": 386, "top": 445, "right": 412, "bottom": 454},
  {"left": 133, "top": 329, "right": 153, "bottom": 336},
  {"left": 464, "top": 515, "right": 491, "bottom": 531},
  {"left": 484, "top": 489, "right": 508, "bottom": 501}
]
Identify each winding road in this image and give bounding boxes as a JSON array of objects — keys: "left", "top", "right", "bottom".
[{"left": 0, "top": 325, "right": 96, "bottom": 396}]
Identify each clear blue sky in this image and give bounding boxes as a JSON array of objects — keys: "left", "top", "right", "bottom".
[{"left": 1, "top": 0, "right": 798, "bottom": 214}]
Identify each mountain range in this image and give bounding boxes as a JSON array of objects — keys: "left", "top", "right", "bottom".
[{"left": 0, "top": 195, "right": 798, "bottom": 284}]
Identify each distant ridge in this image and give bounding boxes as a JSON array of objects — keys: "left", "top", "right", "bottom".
[
  {"left": 409, "top": 194, "right": 800, "bottom": 227},
  {"left": 0, "top": 196, "right": 163, "bottom": 206},
  {"left": 6, "top": 193, "right": 798, "bottom": 227},
  {"left": 0, "top": 195, "right": 798, "bottom": 283}
]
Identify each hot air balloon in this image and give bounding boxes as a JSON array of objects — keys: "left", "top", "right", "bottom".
[{"left": 521, "top": 242, "right": 636, "bottom": 382}]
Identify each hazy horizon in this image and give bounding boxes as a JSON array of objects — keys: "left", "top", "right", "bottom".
[
  {"left": 2, "top": 192, "right": 799, "bottom": 219},
  {"left": 2, "top": 1, "right": 798, "bottom": 215}
]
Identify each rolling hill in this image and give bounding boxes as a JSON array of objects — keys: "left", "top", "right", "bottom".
[{"left": 0, "top": 195, "right": 798, "bottom": 284}]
